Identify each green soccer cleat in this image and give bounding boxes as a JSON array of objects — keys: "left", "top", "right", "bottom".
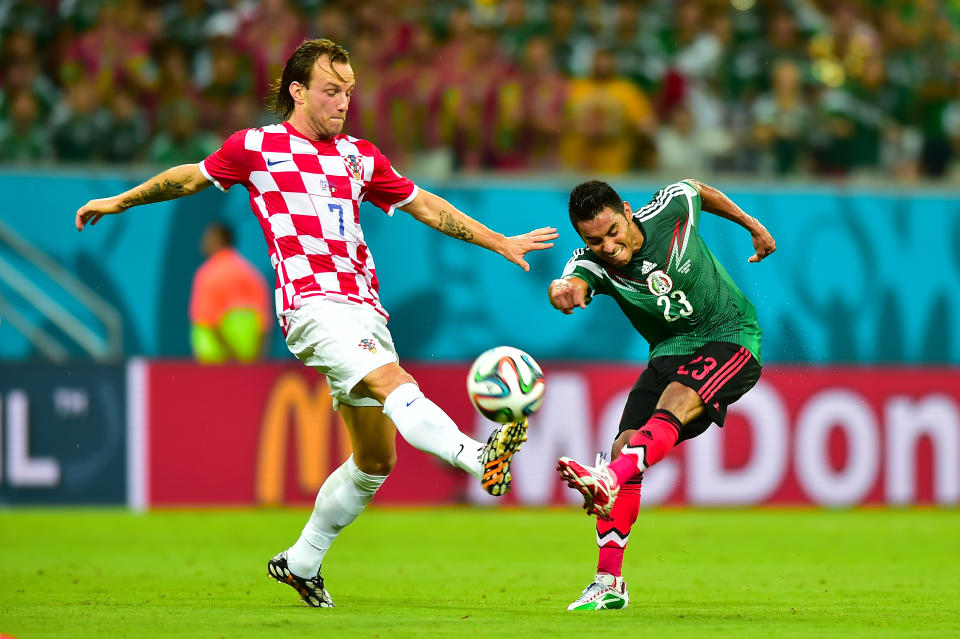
[
  {"left": 567, "top": 573, "right": 629, "bottom": 610},
  {"left": 480, "top": 419, "right": 528, "bottom": 496},
  {"left": 267, "top": 551, "right": 334, "bottom": 608}
]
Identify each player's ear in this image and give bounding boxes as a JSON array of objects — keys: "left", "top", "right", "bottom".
[
  {"left": 622, "top": 201, "right": 633, "bottom": 217},
  {"left": 290, "top": 81, "right": 305, "bottom": 105}
]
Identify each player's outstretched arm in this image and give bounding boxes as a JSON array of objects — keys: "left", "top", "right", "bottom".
[
  {"left": 75, "top": 163, "right": 212, "bottom": 231},
  {"left": 400, "top": 189, "right": 558, "bottom": 272},
  {"left": 548, "top": 277, "right": 589, "bottom": 315},
  {"left": 686, "top": 179, "right": 776, "bottom": 262}
]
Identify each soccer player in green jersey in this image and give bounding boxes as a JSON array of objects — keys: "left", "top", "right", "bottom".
[{"left": 551, "top": 179, "right": 776, "bottom": 610}]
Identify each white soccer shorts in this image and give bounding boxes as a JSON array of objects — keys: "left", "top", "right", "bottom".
[{"left": 284, "top": 297, "right": 399, "bottom": 409}]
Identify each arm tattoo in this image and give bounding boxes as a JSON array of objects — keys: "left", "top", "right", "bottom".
[
  {"left": 120, "top": 179, "right": 186, "bottom": 208},
  {"left": 437, "top": 209, "right": 475, "bottom": 242}
]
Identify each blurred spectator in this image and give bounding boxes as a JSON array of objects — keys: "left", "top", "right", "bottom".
[
  {"left": 657, "top": 98, "right": 733, "bottom": 175},
  {"left": 436, "top": 24, "right": 514, "bottom": 170},
  {"left": 51, "top": 79, "right": 107, "bottom": 162},
  {"left": 310, "top": 3, "right": 350, "bottom": 45},
  {"left": 376, "top": 24, "right": 444, "bottom": 169},
  {"left": 196, "top": 38, "right": 254, "bottom": 130},
  {"left": 602, "top": 0, "right": 663, "bottom": 92},
  {"left": 214, "top": 93, "right": 262, "bottom": 141},
  {"left": 0, "top": 57, "right": 60, "bottom": 124},
  {"left": 847, "top": 53, "right": 894, "bottom": 174},
  {"left": 496, "top": 0, "right": 542, "bottom": 60},
  {"left": 61, "top": 2, "right": 155, "bottom": 101},
  {"left": 0, "top": 90, "right": 49, "bottom": 162},
  {"left": 148, "top": 98, "right": 218, "bottom": 165},
  {"left": 516, "top": 35, "right": 568, "bottom": 170},
  {"left": 915, "top": 15, "right": 959, "bottom": 179},
  {"left": 0, "top": 0, "right": 57, "bottom": 45},
  {"left": 663, "top": 1, "right": 724, "bottom": 86},
  {"left": 809, "top": 83, "right": 857, "bottom": 177},
  {"left": 101, "top": 87, "right": 149, "bottom": 163},
  {"left": 234, "top": 0, "right": 308, "bottom": 99},
  {"left": 189, "top": 221, "right": 271, "bottom": 364},
  {"left": 542, "top": 0, "right": 587, "bottom": 76},
  {"left": 751, "top": 59, "right": 812, "bottom": 175},
  {"left": 153, "top": 40, "right": 200, "bottom": 116},
  {"left": 943, "top": 81, "right": 960, "bottom": 179},
  {"left": 203, "top": 0, "right": 256, "bottom": 40},
  {"left": 164, "top": 0, "right": 209, "bottom": 56},
  {"left": 560, "top": 48, "right": 656, "bottom": 173},
  {"left": 1, "top": 30, "right": 59, "bottom": 118},
  {"left": 734, "top": 8, "right": 810, "bottom": 99},
  {"left": 808, "top": 2, "right": 880, "bottom": 90}
]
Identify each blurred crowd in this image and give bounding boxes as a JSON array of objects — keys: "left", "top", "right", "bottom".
[{"left": 1, "top": 0, "right": 959, "bottom": 179}]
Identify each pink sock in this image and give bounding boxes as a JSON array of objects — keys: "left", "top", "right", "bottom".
[
  {"left": 608, "top": 409, "right": 682, "bottom": 486},
  {"left": 596, "top": 477, "right": 642, "bottom": 576}
]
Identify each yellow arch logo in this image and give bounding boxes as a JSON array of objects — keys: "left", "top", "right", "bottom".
[{"left": 255, "top": 373, "right": 351, "bottom": 505}]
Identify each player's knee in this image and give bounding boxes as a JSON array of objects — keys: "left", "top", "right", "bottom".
[{"left": 354, "top": 452, "right": 396, "bottom": 477}]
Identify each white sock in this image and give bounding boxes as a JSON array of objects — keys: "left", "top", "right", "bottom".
[
  {"left": 382, "top": 383, "right": 484, "bottom": 479},
  {"left": 286, "top": 455, "right": 387, "bottom": 578}
]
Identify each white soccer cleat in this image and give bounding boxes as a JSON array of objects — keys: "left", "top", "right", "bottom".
[
  {"left": 557, "top": 455, "right": 620, "bottom": 519},
  {"left": 567, "top": 573, "right": 629, "bottom": 610}
]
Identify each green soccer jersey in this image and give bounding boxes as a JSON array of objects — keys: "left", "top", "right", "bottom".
[{"left": 561, "top": 180, "right": 762, "bottom": 363}]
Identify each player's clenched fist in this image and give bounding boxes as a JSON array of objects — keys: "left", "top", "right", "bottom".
[{"left": 548, "top": 277, "right": 589, "bottom": 315}]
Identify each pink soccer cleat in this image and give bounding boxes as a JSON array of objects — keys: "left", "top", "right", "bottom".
[{"left": 557, "top": 455, "right": 620, "bottom": 519}]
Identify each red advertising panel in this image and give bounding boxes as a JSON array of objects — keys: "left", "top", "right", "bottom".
[{"left": 143, "top": 363, "right": 960, "bottom": 507}]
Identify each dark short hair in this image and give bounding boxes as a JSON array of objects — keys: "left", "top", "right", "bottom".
[
  {"left": 568, "top": 180, "right": 625, "bottom": 228},
  {"left": 206, "top": 221, "right": 234, "bottom": 247},
  {"left": 269, "top": 38, "right": 350, "bottom": 119}
]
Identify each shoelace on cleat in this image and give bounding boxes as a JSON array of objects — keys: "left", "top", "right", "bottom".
[{"left": 575, "top": 581, "right": 609, "bottom": 603}]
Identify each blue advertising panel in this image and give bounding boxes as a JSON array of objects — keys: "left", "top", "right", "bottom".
[{"left": 0, "top": 363, "right": 126, "bottom": 505}]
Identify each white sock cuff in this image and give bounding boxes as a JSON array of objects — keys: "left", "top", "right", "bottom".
[
  {"left": 382, "top": 383, "right": 424, "bottom": 418},
  {"left": 344, "top": 455, "right": 389, "bottom": 493}
]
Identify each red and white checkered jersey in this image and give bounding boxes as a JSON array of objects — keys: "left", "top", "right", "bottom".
[{"left": 198, "top": 122, "right": 418, "bottom": 331}]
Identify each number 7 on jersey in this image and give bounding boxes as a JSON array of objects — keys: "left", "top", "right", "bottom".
[{"left": 328, "top": 202, "right": 345, "bottom": 236}]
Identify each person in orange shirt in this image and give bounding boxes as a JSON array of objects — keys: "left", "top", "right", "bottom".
[{"left": 189, "top": 221, "right": 271, "bottom": 363}]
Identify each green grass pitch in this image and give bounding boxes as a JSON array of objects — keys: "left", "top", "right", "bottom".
[{"left": 1, "top": 507, "right": 958, "bottom": 638}]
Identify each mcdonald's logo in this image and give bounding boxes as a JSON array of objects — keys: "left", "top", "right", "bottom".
[{"left": 255, "top": 372, "right": 352, "bottom": 505}]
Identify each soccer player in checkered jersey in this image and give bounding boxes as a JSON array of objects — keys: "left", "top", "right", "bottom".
[
  {"left": 75, "top": 38, "right": 558, "bottom": 608},
  {"left": 550, "top": 179, "right": 776, "bottom": 610}
]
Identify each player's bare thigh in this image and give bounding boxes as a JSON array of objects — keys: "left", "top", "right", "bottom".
[
  {"left": 352, "top": 361, "right": 417, "bottom": 404},
  {"left": 339, "top": 403, "right": 397, "bottom": 476}
]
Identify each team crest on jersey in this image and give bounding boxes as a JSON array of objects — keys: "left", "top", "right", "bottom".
[
  {"left": 344, "top": 155, "right": 364, "bottom": 181},
  {"left": 359, "top": 338, "right": 378, "bottom": 354},
  {"left": 647, "top": 270, "right": 673, "bottom": 295}
]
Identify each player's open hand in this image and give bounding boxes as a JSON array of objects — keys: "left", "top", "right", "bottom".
[
  {"left": 748, "top": 226, "right": 776, "bottom": 263},
  {"left": 549, "top": 277, "right": 588, "bottom": 315},
  {"left": 501, "top": 227, "right": 558, "bottom": 271},
  {"left": 75, "top": 197, "right": 125, "bottom": 231}
]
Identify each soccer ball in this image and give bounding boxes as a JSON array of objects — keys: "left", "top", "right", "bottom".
[{"left": 466, "top": 346, "right": 546, "bottom": 423}]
